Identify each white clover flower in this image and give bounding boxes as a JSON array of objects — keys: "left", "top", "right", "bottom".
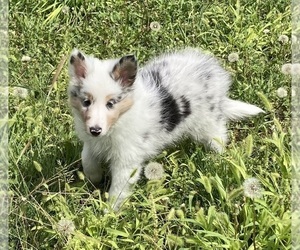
[
  {"left": 21, "top": 55, "right": 31, "bottom": 62},
  {"left": 243, "top": 177, "right": 263, "bottom": 199},
  {"left": 57, "top": 219, "right": 75, "bottom": 236},
  {"left": 11, "top": 87, "right": 29, "bottom": 99},
  {"left": 278, "top": 34, "right": 289, "bottom": 44},
  {"left": 292, "top": 63, "right": 300, "bottom": 75},
  {"left": 150, "top": 21, "right": 161, "bottom": 31},
  {"left": 263, "top": 29, "right": 270, "bottom": 34},
  {"left": 276, "top": 87, "right": 288, "bottom": 98},
  {"left": 228, "top": 52, "right": 239, "bottom": 62},
  {"left": 281, "top": 63, "right": 292, "bottom": 75},
  {"left": 144, "top": 162, "right": 164, "bottom": 180}
]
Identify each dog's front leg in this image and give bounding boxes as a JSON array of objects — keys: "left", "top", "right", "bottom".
[
  {"left": 108, "top": 162, "right": 142, "bottom": 210},
  {"left": 81, "top": 143, "right": 103, "bottom": 184}
]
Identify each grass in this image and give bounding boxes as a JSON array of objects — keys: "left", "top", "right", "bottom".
[{"left": 9, "top": 0, "right": 291, "bottom": 249}]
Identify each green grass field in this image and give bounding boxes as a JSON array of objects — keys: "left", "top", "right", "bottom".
[{"left": 9, "top": 0, "right": 291, "bottom": 249}]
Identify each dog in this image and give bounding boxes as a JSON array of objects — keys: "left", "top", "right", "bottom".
[{"left": 68, "top": 48, "right": 264, "bottom": 210}]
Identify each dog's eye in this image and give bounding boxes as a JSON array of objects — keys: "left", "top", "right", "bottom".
[
  {"left": 106, "top": 100, "right": 115, "bottom": 109},
  {"left": 82, "top": 99, "right": 91, "bottom": 107}
]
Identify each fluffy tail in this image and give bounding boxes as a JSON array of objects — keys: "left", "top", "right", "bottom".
[{"left": 223, "top": 99, "right": 264, "bottom": 120}]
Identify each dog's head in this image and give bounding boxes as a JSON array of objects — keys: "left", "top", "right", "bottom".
[{"left": 68, "top": 49, "right": 137, "bottom": 137}]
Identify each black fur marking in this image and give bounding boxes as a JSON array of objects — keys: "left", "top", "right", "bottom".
[
  {"left": 70, "top": 55, "right": 75, "bottom": 64},
  {"left": 150, "top": 70, "right": 162, "bottom": 88},
  {"left": 180, "top": 96, "right": 191, "bottom": 118},
  {"left": 205, "top": 73, "right": 211, "bottom": 80},
  {"left": 162, "top": 61, "right": 168, "bottom": 67},
  {"left": 218, "top": 101, "right": 223, "bottom": 113},
  {"left": 143, "top": 133, "right": 149, "bottom": 141},
  {"left": 160, "top": 92, "right": 182, "bottom": 132},
  {"left": 217, "top": 114, "right": 223, "bottom": 121},
  {"left": 123, "top": 55, "right": 136, "bottom": 62},
  {"left": 156, "top": 60, "right": 168, "bottom": 69},
  {"left": 77, "top": 52, "right": 85, "bottom": 61},
  {"left": 70, "top": 86, "right": 81, "bottom": 97},
  {"left": 148, "top": 70, "right": 186, "bottom": 132},
  {"left": 70, "top": 89, "right": 78, "bottom": 97},
  {"left": 117, "top": 95, "right": 123, "bottom": 101},
  {"left": 206, "top": 95, "right": 214, "bottom": 101}
]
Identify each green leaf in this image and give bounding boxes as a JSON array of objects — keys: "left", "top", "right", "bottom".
[
  {"left": 228, "top": 187, "right": 243, "bottom": 201},
  {"left": 195, "top": 208, "right": 208, "bottom": 228},
  {"left": 198, "top": 230, "right": 231, "bottom": 246},
  {"left": 33, "top": 161, "right": 42, "bottom": 172},
  {"left": 167, "top": 208, "right": 175, "bottom": 220},
  {"left": 106, "top": 228, "right": 130, "bottom": 238},
  {"left": 175, "top": 209, "right": 185, "bottom": 219},
  {"left": 210, "top": 175, "right": 227, "bottom": 200},
  {"left": 244, "top": 134, "right": 253, "bottom": 157},
  {"left": 130, "top": 168, "right": 138, "bottom": 178},
  {"left": 257, "top": 91, "right": 273, "bottom": 112},
  {"left": 43, "top": 6, "right": 63, "bottom": 25},
  {"left": 197, "top": 175, "right": 212, "bottom": 194},
  {"left": 167, "top": 234, "right": 184, "bottom": 246}
]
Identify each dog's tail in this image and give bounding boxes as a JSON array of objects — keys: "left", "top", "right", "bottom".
[{"left": 223, "top": 99, "right": 264, "bottom": 120}]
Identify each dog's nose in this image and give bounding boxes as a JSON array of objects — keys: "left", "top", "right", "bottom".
[{"left": 89, "top": 126, "right": 102, "bottom": 136}]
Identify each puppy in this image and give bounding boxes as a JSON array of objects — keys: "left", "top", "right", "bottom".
[{"left": 68, "top": 48, "right": 263, "bottom": 210}]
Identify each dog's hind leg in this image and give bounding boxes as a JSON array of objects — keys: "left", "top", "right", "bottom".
[
  {"left": 191, "top": 119, "right": 228, "bottom": 153},
  {"left": 81, "top": 143, "right": 103, "bottom": 184}
]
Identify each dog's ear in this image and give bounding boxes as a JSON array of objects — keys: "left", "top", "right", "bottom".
[
  {"left": 111, "top": 55, "right": 137, "bottom": 87},
  {"left": 69, "top": 49, "right": 87, "bottom": 81}
]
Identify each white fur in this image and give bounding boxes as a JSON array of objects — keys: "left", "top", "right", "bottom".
[{"left": 68, "top": 48, "right": 264, "bottom": 210}]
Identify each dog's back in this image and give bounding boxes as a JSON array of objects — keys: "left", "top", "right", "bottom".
[{"left": 135, "top": 49, "right": 263, "bottom": 152}]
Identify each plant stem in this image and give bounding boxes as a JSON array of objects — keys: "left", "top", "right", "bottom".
[{"left": 252, "top": 199, "right": 257, "bottom": 250}]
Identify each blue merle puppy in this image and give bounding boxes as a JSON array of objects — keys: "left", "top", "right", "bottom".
[{"left": 68, "top": 48, "right": 264, "bottom": 210}]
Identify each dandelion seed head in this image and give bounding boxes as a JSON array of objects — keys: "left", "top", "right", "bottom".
[
  {"left": 228, "top": 52, "right": 239, "bottom": 62},
  {"left": 281, "top": 63, "right": 292, "bottom": 75},
  {"left": 150, "top": 21, "right": 161, "bottom": 31},
  {"left": 11, "top": 87, "right": 28, "bottom": 99},
  {"left": 243, "top": 177, "right": 263, "bottom": 199},
  {"left": 278, "top": 34, "right": 289, "bottom": 44},
  {"left": 276, "top": 87, "right": 288, "bottom": 98},
  {"left": 57, "top": 219, "right": 75, "bottom": 236},
  {"left": 144, "top": 162, "right": 164, "bottom": 180},
  {"left": 21, "top": 55, "right": 31, "bottom": 62}
]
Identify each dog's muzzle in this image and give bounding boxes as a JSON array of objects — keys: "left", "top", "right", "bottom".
[{"left": 89, "top": 126, "right": 102, "bottom": 136}]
